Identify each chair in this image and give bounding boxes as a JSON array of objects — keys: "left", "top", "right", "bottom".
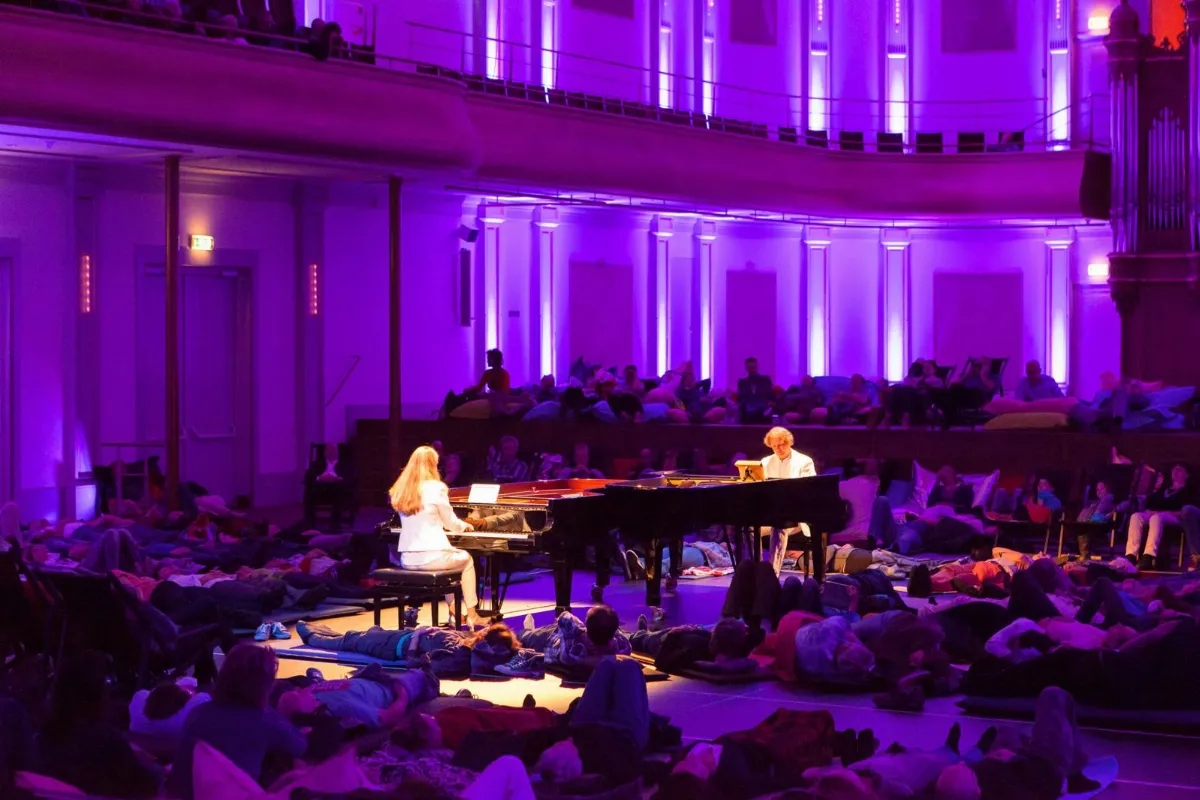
[
  {"left": 838, "top": 131, "right": 865, "bottom": 151},
  {"left": 877, "top": 132, "right": 903, "bottom": 153},
  {"left": 957, "top": 132, "right": 985, "bottom": 153},
  {"left": 1058, "top": 464, "right": 1135, "bottom": 558},
  {"left": 916, "top": 132, "right": 943, "bottom": 154},
  {"left": 805, "top": 129, "right": 829, "bottom": 147},
  {"left": 304, "top": 442, "right": 358, "bottom": 530}
]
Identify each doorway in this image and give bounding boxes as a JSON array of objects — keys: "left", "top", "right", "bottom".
[
  {"left": 136, "top": 267, "right": 254, "bottom": 503},
  {"left": 0, "top": 258, "right": 11, "bottom": 504}
]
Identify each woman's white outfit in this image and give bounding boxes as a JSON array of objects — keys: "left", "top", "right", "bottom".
[
  {"left": 395, "top": 479, "right": 477, "bottom": 608},
  {"left": 760, "top": 448, "right": 817, "bottom": 576}
]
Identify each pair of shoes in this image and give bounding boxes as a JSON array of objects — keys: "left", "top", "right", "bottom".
[
  {"left": 1137, "top": 554, "right": 1157, "bottom": 571},
  {"left": 254, "top": 622, "right": 291, "bottom": 642},
  {"left": 625, "top": 550, "right": 647, "bottom": 581},
  {"left": 402, "top": 607, "right": 420, "bottom": 628},
  {"left": 494, "top": 651, "right": 545, "bottom": 678},
  {"left": 590, "top": 584, "right": 604, "bottom": 603}
]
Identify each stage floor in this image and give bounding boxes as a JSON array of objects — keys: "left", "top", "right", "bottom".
[{"left": 263, "top": 567, "right": 1200, "bottom": 798}]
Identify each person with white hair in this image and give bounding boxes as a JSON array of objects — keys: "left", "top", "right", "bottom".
[{"left": 760, "top": 427, "right": 816, "bottom": 575}]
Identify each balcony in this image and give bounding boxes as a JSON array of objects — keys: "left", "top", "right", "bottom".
[{"left": 0, "top": 3, "right": 1109, "bottom": 220}]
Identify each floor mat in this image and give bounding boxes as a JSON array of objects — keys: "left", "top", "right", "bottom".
[
  {"left": 232, "top": 604, "right": 363, "bottom": 637},
  {"left": 276, "top": 643, "right": 408, "bottom": 669},
  {"left": 547, "top": 661, "right": 669, "bottom": 688},
  {"left": 629, "top": 652, "right": 775, "bottom": 684},
  {"left": 958, "top": 696, "right": 1200, "bottom": 735}
]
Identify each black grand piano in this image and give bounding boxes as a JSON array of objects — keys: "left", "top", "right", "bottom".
[{"left": 601, "top": 472, "right": 847, "bottom": 605}]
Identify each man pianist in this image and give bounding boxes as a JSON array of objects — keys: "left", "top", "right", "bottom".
[{"left": 759, "top": 427, "right": 816, "bottom": 576}]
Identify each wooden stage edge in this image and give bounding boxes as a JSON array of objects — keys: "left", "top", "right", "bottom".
[{"left": 353, "top": 418, "right": 1200, "bottom": 499}]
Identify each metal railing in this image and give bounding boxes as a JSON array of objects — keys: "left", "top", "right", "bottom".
[{"left": 2, "top": 0, "right": 1108, "bottom": 154}]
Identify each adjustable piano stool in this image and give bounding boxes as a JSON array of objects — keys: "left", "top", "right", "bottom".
[{"left": 369, "top": 567, "right": 464, "bottom": 629}]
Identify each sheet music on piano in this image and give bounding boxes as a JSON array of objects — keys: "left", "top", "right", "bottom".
[{"left": 467, "top": 484, "right": 501, "bottom": 504}]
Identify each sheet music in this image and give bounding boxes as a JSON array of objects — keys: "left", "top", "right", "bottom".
[{"left": 467, "top": 483, "right": 501, "bottom": 503}]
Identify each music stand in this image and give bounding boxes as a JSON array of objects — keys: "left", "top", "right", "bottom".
[{"left": 735, "top": 461, "right": 764, "bottom": 482}]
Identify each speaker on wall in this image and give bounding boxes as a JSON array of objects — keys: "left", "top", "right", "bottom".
[
  {"left": 458, "top": 248, "right": 472, "bottom": 327},
  {"left": 457, "top": 224, "right": 479, "bottom": 243}
]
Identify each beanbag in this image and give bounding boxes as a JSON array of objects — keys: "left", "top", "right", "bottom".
[
  {"left": 448, "top": 399, "right": 491, "bottom": 419},
  {"left": 983, "top": 412, "right": 1070, "bottom": 430}
]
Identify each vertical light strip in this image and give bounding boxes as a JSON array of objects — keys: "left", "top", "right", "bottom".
[
  {"left": 308, "top": 262, "right": 319, "bottom": 316},
  {"left": 534, "top": 206, "right": 559, "bottom": 377},
  {"left": 805, "top": 227, "right": 831, "bottom": 376},
  {"left": 696, "top": 220, "right": 716, "bottom": 381},
  {"left": 651, "top": 215, "right": 674, "bottom": 374},
  {"left": 480, "top": 206, "right": 505, "bottom": 352},
  {"left": 807, "top": 0, "right": 830, "bottom": 131},
  {"left": 701, "top": 0, "right": 716, "bottom": 117},
  {"left": 1045, "top": 0, "right": 1071, "bottom": 148},
  {"left": 541, "top": 0, "right": 557, "bottom": 89},
  {"left": 658, "top": 0, "right": 673, "bottom": 108},
  {"left": 884, "top": 0, "right": 910, "bottom": 140},
  {"left": 881, "top": 232, "right": 910, "bottom": 382},
  {"left": 486, "top": 0, "right": 502, "bottom": 79},
  {"left": 1044, "top": 227, "right": 1074, "bottom": 386},
  {"left": 79, "top": 254, "right": 92, "bottom": 314}
]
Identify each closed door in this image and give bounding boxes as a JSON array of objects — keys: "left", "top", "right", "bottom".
[
  {"left": 0, "top": 258, "right": 11, "bottom": 504},
  {"left": 137, "top": 269, "right": 252, "bottom": 502}
]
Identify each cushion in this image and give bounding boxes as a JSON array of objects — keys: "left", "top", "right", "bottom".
[
  {"left": 523, "top": 401, "right": 561, "bottom": 421},
  {"left": 448, "top": 398, "right": 491, "bottom": 419},
  {"left": 644, "top": 387, "right": 676, "bottom": 404},
  {"left": 965, "top": 470, "right": 1000, "bottom": 510},
  {"left": 642, "top": 402, "right": 670, "bottom": 422},
  {"left": 884, "top": 479, "right": 914, "bottom": 509},
  {"left": 912, "top": 461, "right": 938, "bottom": 508},
  {"left": 370, "top": 568, "right": 463, "bottom": 586},
  {"left": 590, "top": 401, "right": 618, "bottom": 423},
  {"left": 983, "top": 412, "right": 1070, "bottom": 430},
  {"left": 1145, "top": 386, "right": 1196, "bottom": 409},
  {"left": 984, "top": 396, "right": 1078, "bottom": 415}
]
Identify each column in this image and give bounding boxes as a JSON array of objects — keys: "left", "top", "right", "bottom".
[
  {"left": 882, "top": 0, "right": 911, "bottom": 142},
  {"left": 804, "top": 226, "right": 831, "bottom": 376},
  {"left": 478, "top": 204, "right": 505, "bottom": 375},
  {"left": 74, "top": 166, "right": 101, "bottom": 519},
  {"left": 533, "top": 205, "right": 559, "bottom": 378},
  {"left": 655, "top": 0, "right": 674, "bottom": 108},
  {"left": 295, "top": 183, "right": 326, "bottom": 460},
  {"left": 1045, "top": 0, "right": 1071, "bottom": 148},
  {"left": 1184, "top": 0, "right": 1200, "bottom": 248},
  {"left": 1044, "top": 227, "right": 1074, "bottom": 386},
  {"left": 698, "top": 0, "right": 715, "bottom": 116},
  {"left": 650, "top": 215, "right": 674, "bottom": 374},
  {"left": 805, "top": 0, "right": 831, "bottom": 134},
  {"left": 536, "top": 0, "right": 558, "bottom": 89},
  {"left": 164, "top": 155, "right": 181, "bottom": 511},
  {"left": 694, "top": 219, "right": 716, "bottom": 381},
  {"left": 387, "top": 177, "right": 402, "bottom": 476},
  {"left": 1105, "top": 2, "right": 1141, "bottom": 253},
  {"left": 881, "top": 229, "right": 910, "bottom": 382}
]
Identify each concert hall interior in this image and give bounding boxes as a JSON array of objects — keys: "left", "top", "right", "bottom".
[{"left": 1, "top": 0, "right": 1200, "bottom": 797}]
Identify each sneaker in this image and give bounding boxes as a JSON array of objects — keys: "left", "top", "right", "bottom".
[
  {"left": 403, "top": 607, "right": 420, "bottom": 628},
  {"left": 270, "top": 622, "right": 292, "bottom": 640},
  {"left": 1137, "top": 554, "right": 1157, "bottom": 571},
  {"left": 523, "top": 613, "right": 535, "bottom": 632},
  {"left": 625, "top": 550, "right": 646, "bottom": 581},
  {"left": 494, "top": 651, "right": 544, "bottom": 678},
  {"left": 649, "top": 607, "right": 667, "bottom": 627},
  {"left": 253, "top": 623, "right": 271, "bottom": 642},
  {"left": 637, "top": 614, "right": 650, "bottom": 632}
]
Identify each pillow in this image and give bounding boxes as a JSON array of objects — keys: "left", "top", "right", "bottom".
[
  {"left": 523, "top": 400, "right": 561, "bottom": 421},
  {"left": 645, "top": 387, "right": 677, "bottom": 404},
  {"left": 1145, "top": 386, "right": 1196, "bottom": 409},
  {"left": 884, "top": 479, "right": 914, "bottom": 509},
  {"left": 192, "top": 741, "right": 378, "bottom": 800},
  {"left": 589, "top": 401, "right": 617, "bottom": 424},
  {"left": 912, "top": 461, "right": 938, "bottom": 508},
  {"left": 15, "top": 774, "right": 84, "bottom": 795},
  {"left": 985, "top": 396, "right": 1077, "bottom": 415},
  {"left": 1024, "top": 501, "right": 1052, "bottom": 524},
  {"left": 448, "top": 398, "right": 491, "bottom": 419},
  {"left": 964, "top": 470, "right": 1000, "bottom": 510},
  {"left": 982, "top": 412, "right": 1070, "bottom": 430},
  {"left": 641, "top": 402, "right": 670, "bottom": 422}
]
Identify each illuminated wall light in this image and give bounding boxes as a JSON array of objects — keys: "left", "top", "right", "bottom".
[
  {"left": 485, "top": 0, "right": 501, "bottom": 80},
  {"left": 815, "top": 0, "right": 823, "bottom": 24},
  {"left": 188, "top": 234, "right": 214, "bottom": 251},
  {"left": 1087, "top": 260, "right": 1110, "bottom": 279},
  {"left": 307, "top": 263, "right": 319, "bottom": 316},
  {"left": 79, "top": 254, "right": 92, "bottom": 314},
  {"left": 893, "top": 0, "right": 901, "bottom": 26},
  {"left": 1087, "top": 14, "right": 1109, "bottom": 33},
  {"left": 1054, "top": 0, "right": 1063, "bottom": 22},
  {"left": 540, "top": 0, "right": 557, "bottom": 90}
]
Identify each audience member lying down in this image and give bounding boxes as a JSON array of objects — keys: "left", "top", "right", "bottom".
[
  {"left": 518, "top": 605, "right": 632, "bottom": 670},
  {"left": 296, "top": 620, "right": 518, "bottom": 677},
  {"left": 628, "top": 617, "right": 758, "bottom": 674}
]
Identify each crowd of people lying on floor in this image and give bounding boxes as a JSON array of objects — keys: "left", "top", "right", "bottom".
[
  {"left": 442, "top": 349, "right": 1200, "bottom": 431},
  {"left": 3, "top": 439, "right": 1197, "bottom": 797},
  {"left": 5, "top": 0, "right": 366, "bottom": 62}
]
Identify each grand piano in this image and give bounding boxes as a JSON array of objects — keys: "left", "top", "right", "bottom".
[{"left": 600, "top": 472, "right": 847, "bottom": 605}]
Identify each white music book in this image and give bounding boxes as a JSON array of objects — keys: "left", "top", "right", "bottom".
[{"left": 467, "top": 483, "right": 501, "bottom": 504}]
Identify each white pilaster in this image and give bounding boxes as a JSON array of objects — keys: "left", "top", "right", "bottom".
[
  {"left": 539, "top": 0, "right": 558, "bottom": 89},
  {"left": 881, "top": 229, "right": 910, "bottom": 382},
  {"left": 806, "top": 0, "right": 831, "bottom": 133},
  {"left": 533, "top": 205, "right": 559, "bottom": 378},
  {"left": 699, "top": 0, "right": 716, "bottom": 116},
  {"left": 1045, "top": 0, "right": 1071, "bottom": 148},
  {"left": 695, "top": 219, "right": 716, "bottom": 381},
  {"left": 651, "top": 215, "right": 674, "bottom": 374},
  {"left": 805, "top": 226, "right": 831, "bottom": 376},
  {"left": 1045, "top": 227, "right": 1074, "bottom": 386},
  {"left": 478, "top": 205, "right": 505, "bottom": 360},
  {"left": 883, "top": 0, "right": 911, "bottom": 142}
]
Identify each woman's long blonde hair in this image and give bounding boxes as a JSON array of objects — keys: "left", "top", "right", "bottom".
[{"left": 389, "top": 446, "right": 441, "bottom": 514}]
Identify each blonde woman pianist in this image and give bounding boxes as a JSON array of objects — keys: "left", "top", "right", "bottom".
[{"left": 389, "top": 445, "right": 484, "bottom": 628}]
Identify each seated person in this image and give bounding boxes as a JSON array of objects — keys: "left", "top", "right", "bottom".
[
  {"left": 302, "top": 442, "right": 355, "bottom": 530},
  {"left": 470, "top": 347, "right": 511, "bottom": 396},
  {"left": 778, "top": 375, "right": 825, "bottom": 424},
  {"left": 675, "top": 368, "right": 726, "bottom": 424},
  {"left": 533, "top": 374, "right": 558, "bottom": 403},
  {"left": 33, "top": 651, "right": 162, "bottom": 799},
  {"left": 736, "top": 357, "right": 774, "bottom": 424},
  {"left": 1078, "top": 480, "right": 1116, "bottom": 523},
  {"left": 519, "top": 605, "right": 632, "bottom": 669},
  {"left": 558, "top": 442, "right": 605, "bottom": 480},
  {"left": 296, "top": 620, "right": 517, "bottom": 677},
  {"left": 1014, "top": 359, "right": 1062, "bottom": 402},
  {"left": 760, "top": 426, "right": 817, "bottom": 575},
  {"left": 1126, "top": 463, "right": 1196, "bottom": 570},
  {"left": 169, "top": 644, "right": 306, "bottom": 799},
  {"left": 630, "top": 617, "right": 757, "bottom": 674},
  {"left": 934, "top": 358, "right": 997, "bottom": 427},
  {"left": 617, "top": 364, "right": 646, "bottom": 399},
  {"left": 826, "top": 373, "right": 872, "bottom": 425},
  {"left": 887, "top": 358, "right": 944, "bottom": 426},
  {"left": 929, "top": 465, "right": 976, "bottom": 513},
  {"left": 484, "top": 436, "right": 531, "bottom": 484},
  {"left": 277, "top": 662, "right": 440, "bottom": 730}
]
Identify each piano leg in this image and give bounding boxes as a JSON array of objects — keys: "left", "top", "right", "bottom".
[
  {"left": 668, "top": 537, "right": 683, "bottom": 579},
  {"left": 551, "top": 552, "right": 573, "bottom": 616},
  {"left": 644, "top": 537, "right": 665, "bottom": 606}
]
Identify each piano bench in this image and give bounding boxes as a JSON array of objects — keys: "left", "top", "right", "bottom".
[{"left": 369, "top": 568, "right": 464, "bottom": 629}]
